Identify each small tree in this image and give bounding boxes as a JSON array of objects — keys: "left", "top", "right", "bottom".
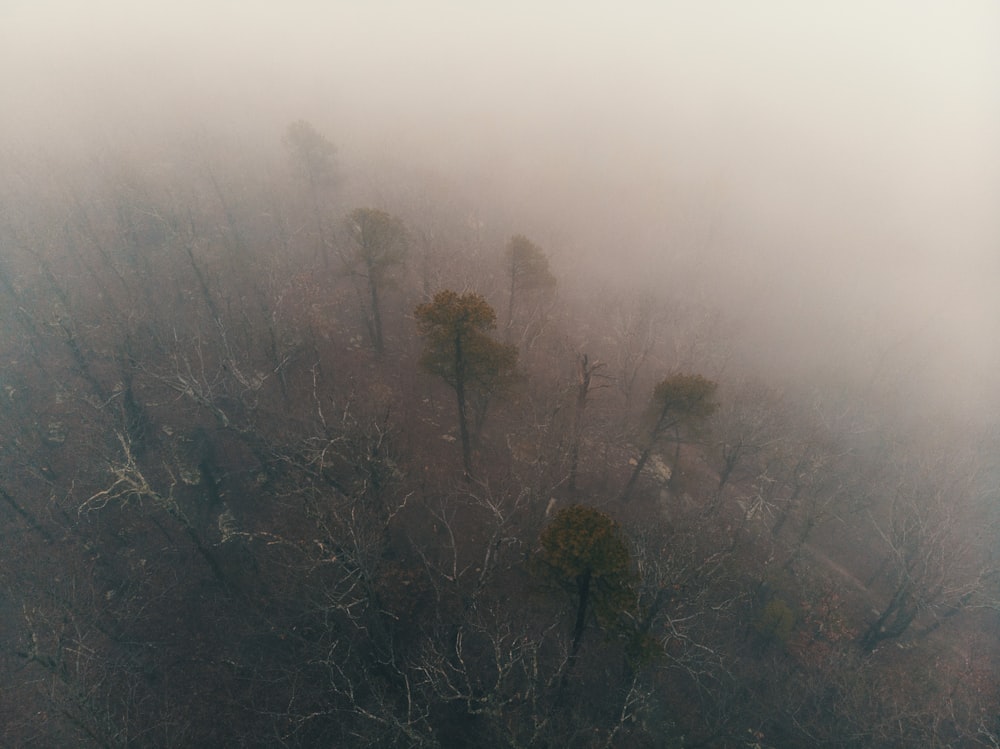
[
  {"left": 345, "top": 208, "right": 408, "bottom": 354},
  {"left": 503, "top": 234, "right": 556, "bottom": 339},
  {"left": 621, "top": 373, "right": 718, "bottom": 502},
  {"left": 283, "top": 120, "right": 337, "bottom": 184},
  {"left": 536, "top": 505, "right": 637, "bottom": 670},
  {"left": 283, "top": 120, "right": 337, "bottom": 262},
  {"left": 414, "top": 290, "right": 518, "bottom": 476},
  {"left": 858, "top": 440, "right": 997, "bottom": 651}
]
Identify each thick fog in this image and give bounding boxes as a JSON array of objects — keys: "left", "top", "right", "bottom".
[{"left": 3, "top": 0, "right": 998, "bottom": 420}]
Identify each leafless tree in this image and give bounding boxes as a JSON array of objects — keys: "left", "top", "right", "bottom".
[{"left": 860, "top": 435, "right": 1000, "bottom": 650}]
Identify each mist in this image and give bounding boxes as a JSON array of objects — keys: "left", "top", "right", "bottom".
[
  {"left": 4, "top": 4, "right": 1000, "bottom": 745},
  {"left": 2, "top": 0, "right": 998, "bottom": 417}
]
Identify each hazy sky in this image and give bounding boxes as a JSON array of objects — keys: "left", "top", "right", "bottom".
[{"left": 3, "top": 1, "right": 998, "bottom": 414}]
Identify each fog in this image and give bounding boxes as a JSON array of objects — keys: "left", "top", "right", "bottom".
[
  {"left": 3, "top": 0, "right": 999, "bottom": 419},
  {"left": 3, "top": 6, "right": 1000, "bottom": 744}
]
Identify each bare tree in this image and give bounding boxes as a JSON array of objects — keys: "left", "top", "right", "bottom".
[
  {"left": 608, "top": 294, "right": 659, "bottom": 422},
  {"left": 709, "top": 377, "right": 784, "bottom": 509},
  {"left": 860, "top": 437, "right": 999, "bottom": 650},
  {"left": 283, "top": 119, "right": 338, "bottom": 264}
]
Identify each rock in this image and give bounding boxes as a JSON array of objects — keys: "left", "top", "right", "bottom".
[
  {"left": 43, "top": 421, "right": 67, "bottom": 446},
  {"left": 647, "top": 454, "right": 672, "bottom": 483}
]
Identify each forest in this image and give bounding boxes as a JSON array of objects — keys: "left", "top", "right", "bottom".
[
  {"left": 0, "top": 115, "right": 998, "bottom": 748},
  {"left": 2, "top": 2, "right": 1000, "bottom": 747}
]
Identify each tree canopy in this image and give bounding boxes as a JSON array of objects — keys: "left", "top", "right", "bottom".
[
  {"left": 646, "top": 373, "right": 719, "bottom": 445},
  {"left": 346, "top": 208, "right": 408, "bottom": 274}
]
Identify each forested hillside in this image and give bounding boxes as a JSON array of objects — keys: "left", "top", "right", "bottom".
[{"left": 0, "top": 123, "right": 998, "bottom": 748}]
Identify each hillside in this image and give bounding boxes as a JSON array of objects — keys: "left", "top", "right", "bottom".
[{"left": 0, "top": 128, "right": 998, "bottom": 748}]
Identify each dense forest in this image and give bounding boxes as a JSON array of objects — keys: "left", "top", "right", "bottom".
[{"left": 0, "top": 118, "right": 998, "bottom": 748}]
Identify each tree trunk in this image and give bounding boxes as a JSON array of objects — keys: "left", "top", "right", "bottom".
[
  {"left": 454, "top": 330, "right": 472, "bottom": 477},
  {"left": 558, "top": 567, "right": 593, "bottom": 696},
  {"left": 620, "top": 445, "right": 653, "bottom": 503},
  {"left": 308, "top": 173, "right": 328, "bottom": 267},
  {"left": 368, "top": 273, "right": 383, "bottom": 354},
  {"left": 505, "top": 268, "right": 517, "bottom": 339},
  {"left": 568, "top": 354, "right": 593, "bottom": 493},
  {"left": 0, "top": 485, "right": 52, "bottom": 542},
  {"left": 622, "top": 402, "right": 678, "bottom": 502},
  {"left": 860, "top": 581, "right": 917, "bottom": 651},
  {"left": 571, "top": 568, "right": 592, "bottom": 657},
  {"left": 669, "top": 426, "right": 682, "bottom": 489}
]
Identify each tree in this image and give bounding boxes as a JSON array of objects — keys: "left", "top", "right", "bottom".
[
  {"left": 606, "top": 293, "right": 660, "bottom": 423},
  {"left": 283, "top": 119, "right": 337, "bottom": 262},
  {"left": 344, "top": 207, "right": 408, "bottom": 354},
  {"left": 503, "top": 234, "right": 556, "bottom": 340},
  {"left": 621, "top": 373, "right": 718, "bottom": 502},
  {"left": 709, "top": 378, "right": 782, "bottom": 507},
  {"left": 536, "top": 505, "right": 637, "bottom": 668},
  {"left": 858, "top": 438, "right": 999, "bottom": 651},
  {"left": 414, "top": 290, "right": 519, "bottom": 476}
]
